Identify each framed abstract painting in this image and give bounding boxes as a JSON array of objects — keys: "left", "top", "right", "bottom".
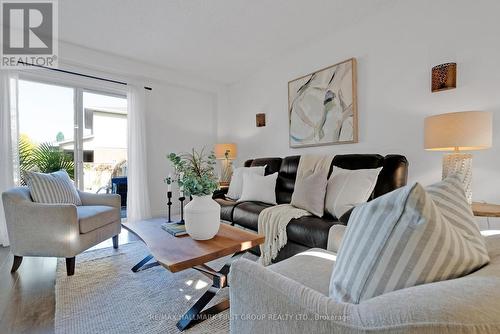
[{"left": 288, "top": 58, "right": 358, "bottom": 148}]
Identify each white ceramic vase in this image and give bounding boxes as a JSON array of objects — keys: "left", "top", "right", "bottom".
[{"left": 184, "top": 195, "right": 221, "bottom": 240}]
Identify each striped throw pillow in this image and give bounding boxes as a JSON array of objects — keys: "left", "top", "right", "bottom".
[
  {"left": 26, "top": 170, "right": 82, "bottom": 206},
  {"left": 330, "top": 179, "right": 489, "bottom": 304},
  {"left": 427, "top": 175, "right": 484, "bottom": 238}
]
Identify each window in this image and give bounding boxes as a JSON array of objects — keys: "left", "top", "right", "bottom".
[
  {"left": 17, "top": 75, "right": 128, "bottom": 194},
  {"left": 18, "top": 80, "right": 75, "bottom": 185}
]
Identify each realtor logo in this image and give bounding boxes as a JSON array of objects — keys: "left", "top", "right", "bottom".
[{"left": 1, "top": 0, "right": 58, "bottom": 68}]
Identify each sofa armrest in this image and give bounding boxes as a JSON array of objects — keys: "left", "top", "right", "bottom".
[
  {"left": 78, "top": 190, "right": 121, "bottom": 208},
  {"left": 229, "top": 259, "right": 350, "bottom": 334},
  {"left": 213, "top": 188, "right": 229, "bottom": 199},
  {"left": 2, "top": 190, "right": 79, "bottom": 256},
  {"left": 327, "top": 224, "right": 346, "bottom": 253}
]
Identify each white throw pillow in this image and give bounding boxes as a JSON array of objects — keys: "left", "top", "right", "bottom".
[
  {"left": 238, "top": 172, "right": 278, "bottom": 205},
  {"left": 226, "top": 166, "right": 266, "bottom": 200},
  {"left": 329, "top": 178, "right": 489, "bottom": 304},
  {"left": 325, "top": 166, "right": 382, "bottom": 218}
]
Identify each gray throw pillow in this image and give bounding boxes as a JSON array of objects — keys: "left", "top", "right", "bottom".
[
  {"left": 291, "top": 170, "right": 328, "bottom": 217},
  {"left": 26, "top": 170, "right": 82, "bottom": 206}
]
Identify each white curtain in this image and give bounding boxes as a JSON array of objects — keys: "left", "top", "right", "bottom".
[
  {"left": 127, "top": 84, "right": 152, "bottom": 222},
  {"left": 0, "top": 72, "right": 18, "bottom": 247}
]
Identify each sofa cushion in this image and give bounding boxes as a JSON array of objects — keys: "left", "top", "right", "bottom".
[
  {"left": 286, "top": 215, "right": 338, "bottom": 249},
  {"left": 215, "top": 197, "right": 238, "bottom": 221},
  {"left": 78, "top": 205, "right": 119, "bottom": 233},
  {"left": 269, "top": 248, "right": 336, "bottom": 295},
  {"left": 331, "top": 154, "right": 383, "bottom": 171},
  {"left": 276, "top": 155, "right": 300, "bottom": 204},
  {"left": 246, "top": 157, "right": 283, "bottom": 175},
  {"left": 373, "top": 155, "right": 409, "bottom": 198},
  {"left": 271, "top": 242, "right": 310, "bottom": 263},
  {"left": 233, "top": 202, "right": 272, "bottom": 230}
]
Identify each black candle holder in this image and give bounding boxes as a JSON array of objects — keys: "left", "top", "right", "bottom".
[
  {"left": 177, "top": 196, "right": 186, "bottom": 224},
  {"left": 166, "top": 191, "right": 172, "bottom": 222}
]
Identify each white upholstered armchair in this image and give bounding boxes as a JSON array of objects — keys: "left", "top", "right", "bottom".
[{"left": 2, "top": 187, "right": 121, "bottom": 276}]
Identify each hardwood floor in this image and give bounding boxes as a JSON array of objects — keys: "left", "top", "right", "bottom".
[{"left": 0, "top": 230, "right": 138, "bottom": 334}]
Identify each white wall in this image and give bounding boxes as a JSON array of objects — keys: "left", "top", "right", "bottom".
[
  {"left": 56, "top": 42, "right": 222, "bottom": 217},
  {"left": 218, "top": 0, "right": 500, "bottom": 204},
  {"left": 146, "top": 83, "right": 217, "bottom": 216}
]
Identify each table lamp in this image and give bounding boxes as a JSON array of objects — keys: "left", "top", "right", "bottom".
[
  {"left": 214, "top": 143, "right": 237, "bottom": 186},
  {"left": 424, "top": 111, "right": 492, "bottom": 203}
]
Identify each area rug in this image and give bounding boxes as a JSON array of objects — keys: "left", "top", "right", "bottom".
[{"left": 55, "top": 242, "right": 253, "bottom": 334}]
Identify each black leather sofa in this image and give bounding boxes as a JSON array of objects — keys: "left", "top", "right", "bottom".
[{"left": 214, "top": 154, "right": 408, "bottom": 262}]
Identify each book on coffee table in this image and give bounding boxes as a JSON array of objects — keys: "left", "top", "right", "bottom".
[{"left": 161, "top": 222, "right": 187, "bottom": 237}]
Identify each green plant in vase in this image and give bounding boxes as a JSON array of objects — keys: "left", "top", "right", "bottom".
[
  {"left": 167, "top": 148, "right": 221, "bottom": 240},
  {"left": 167, "top": 148, "right": 219, "bottom": 196}
]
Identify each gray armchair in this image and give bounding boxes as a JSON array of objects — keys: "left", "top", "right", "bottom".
[
  {"left": 229, "top": 231, "right": 500, "bottom": 333},
  {"left": 2, "top": 187, "right": 122, "bottom": 276}
]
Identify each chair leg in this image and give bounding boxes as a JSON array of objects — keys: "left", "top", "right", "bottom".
[
  {"left": 11, "top": 255, "right": 22, "bottom": 273},
  {"left": 66, "top": 257, "right": 75, "bottom": 276},
  {"left": 112, "top": 235, "right": 119, "bottom": 249}
]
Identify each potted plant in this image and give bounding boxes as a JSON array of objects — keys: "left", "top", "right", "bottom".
[{"left": 168, "top": 148, "right": 220, "bottom": 240}]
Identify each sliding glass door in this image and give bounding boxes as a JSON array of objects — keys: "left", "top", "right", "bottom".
[
  {"left": 17, "top": 78, "right": 128, "bottom": 198},
  {"left": 17, "top": 80, "right": 76, "bottom": 185},
  {"left": 80, "top": 91, "right": 128, "bottom": 193}
]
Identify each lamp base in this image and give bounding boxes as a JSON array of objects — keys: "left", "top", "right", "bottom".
[
  {"left": 442, "top": 153, "right": 472, "bottom": 204},
  {"left": 220, "top": 159, "right": 234, "bottom": 184}
]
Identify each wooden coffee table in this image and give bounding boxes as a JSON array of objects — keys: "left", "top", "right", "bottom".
[{"left": 122, "top": 218, "right": 264, "bottom": 331}]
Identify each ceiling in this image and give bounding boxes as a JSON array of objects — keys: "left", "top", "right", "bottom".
[{"left": 59, "top": 0, "right": 392, "bottom": 84}]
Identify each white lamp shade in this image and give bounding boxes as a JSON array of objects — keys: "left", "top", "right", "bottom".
[
  {"left": 424, "top": 111, "right": 492, "bottom": 151},
  {"left": 214, "top": 143, "right": 237, "bottom": 159}
]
